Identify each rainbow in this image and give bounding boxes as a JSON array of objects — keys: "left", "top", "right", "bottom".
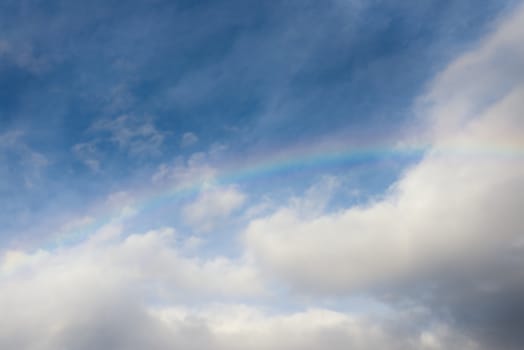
[{"left": 49, "top": 139, "right": 524, "bottom": 248}]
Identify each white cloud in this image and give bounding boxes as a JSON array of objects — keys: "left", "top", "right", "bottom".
[
  {"left": 183, "top": 186, "right": 246, "bottom": 232},
  {"left": 151, "top": 157, "right": 217, "bottom": 190},
  {"left": 1, "top": 227, "right": 263, "bottom": 301},
  {"left": 151, "top": 142, "right": 226, "bottom": 186},
  {"left": 0, "top": 220, "right": 482, "bottom": 350},
  {"left": 289, "top": 175, "right": 340, "bottom": 216},
  {"left": 244, "top": 3, "right": 524, "bottom": 294},
  {"left": 0, "top": 242, "right": 479, "bottom": 350},
  {"left": 416, "top": 3, "right": 524, "bottom": 141},
  {"left": 239, "top": 10, "right": 524, "bottom": 347},
  {"left": 151, "top": 305, "right": 479, "bottom": 350}
]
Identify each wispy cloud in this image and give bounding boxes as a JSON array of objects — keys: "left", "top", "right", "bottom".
[
  {"left": 181, "top": 132, "right": 199, "bottom": 147},
  {"left": 72, "top": 140, "right": 101, "bottom": 172},
  {"left": 72, "top": 115, "right": 168, "bottom": 170},
  {"left": 0, "top": 130, "right": 48, "bottom": 188},
  {"left": 92, "top": 115, "right": 166, "bottom": 157}
]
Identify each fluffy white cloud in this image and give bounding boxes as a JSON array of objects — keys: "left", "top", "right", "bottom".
[
  {"left": 418, "top": 3, "right": 524, "bottom": 140},
  {"left": 242, "top": 6, "right": 524, "bottom": 348},
  {"left": 0, "top": 252, "right": 478, "bottom": 350},
  {"left": 244, "top": 1, "right": 524, "bottom": 296},
  {"left": 151, "top": 144, "right": 224, "bottom": 186},
  {"left": 1, "top": 227, "right": 263, "bottom": 302},
  {"left": 1, "top": 225, "right": 481, "bottom": 350},
  {"left": 149, "top": 305, "right": 480, "bottom": 350},
  {"left": 183, "top": 186, "right": 246, "bottom": 232},
  {"left": 245, "top": 91, "right": 524, "bottom": 292}
]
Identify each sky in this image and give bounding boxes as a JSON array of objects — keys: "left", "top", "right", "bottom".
[{"left": 1, "top": 0, "right": 524, "bottom": 349}]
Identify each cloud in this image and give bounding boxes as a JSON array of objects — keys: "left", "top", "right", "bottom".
[
  {"left": 417, "top": 3, "right": 524, "bottom": 140},
  {"left": 149, "top": 305, "right": 480, "bottom": 350},
  {"left": 72, "top": 115, "right": 168, "bottom": 170},
  {"left": 91, "top": 114, "right": 166, "bottom": 157},
  {"left": 243, "top": 4, "right": 524, "bottom": 348},
  {"left": 3, "top": 224, "right": 477, "bottom": 350},
  {"left": 181, "top": 132, "right": 199, "bottom": 147},
  {"left": 1, "top": 3, "right": 523, "bottom": 350},
  {"left": 0, "top": 239, "right": 479, "bottom": 350},
  {"left": 183, "top": 186, "right": 246, "bottom": 232},
  {"left": 0, "top": 130, "right": 48, "bottom": 188},
  {"left": 151, "top": 155, "right": 217, "bottom": 186},
  {"left": 72, "top": 140, "right": 101, "bottom": 172},
  {"left": 246, "top": 91, "right": 524, "bottom": 291},
  {"left": 151, "top": 139, "right": 232, "bottom": 186},
  {"left": 1, "top": 227, "right": 263, "bottom": 301},
  {"left": 0, "top": 39, "right": 51, "bottom": 73},
  {"left": 245, "top": 0, "right": 524, "bottom": 292}
]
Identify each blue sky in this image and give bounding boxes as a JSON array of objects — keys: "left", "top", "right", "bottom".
[
  {"left": 1, "top": 1, "right": 524, "bottom": 349},
  {"left": 0, "top": 0, "right": 509, "bottom": 240}
]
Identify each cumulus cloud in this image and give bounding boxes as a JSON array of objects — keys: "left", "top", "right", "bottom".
[
  {"left": 1, "top": 227, "right": 263, "bottom": 301},
  {"left": 245, "top": 92, "right": 524, "bottom": 291},
  {"left": 0, "top": 244, "right": 479, "bottom": 350},
  {"left": 2, "top": 224, "right": 480, "bottom": 350},
  {"left": 243, "top": 4, "right": 524, "bottom": 348},
  {"left": 246, "top": 0, "right": 524, "bottom": 291},
  {"left": 183, "top": 186, "right": 246, "bottom": 232},
  {"left": 150, "top": 305, "right": 481, "bottom": 350},
  {"left": 151, "top": 142, "right": 228, "bottom": 186},
  {"left": 417, "top": 4, "right": 524, "bottom": 140}
]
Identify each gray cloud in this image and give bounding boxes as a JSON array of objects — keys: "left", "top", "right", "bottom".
[{"left": 1, "top": 223, "right": 480, "bottom": 350}]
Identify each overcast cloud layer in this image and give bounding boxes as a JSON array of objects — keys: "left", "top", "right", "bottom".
[{"left": 1, "top": 1, "right": 523, "bottom": 349}]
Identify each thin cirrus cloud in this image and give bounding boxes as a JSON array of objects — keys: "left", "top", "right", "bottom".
[{"left": 72, "top": 115, "right": 167, "bottom": 170}]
